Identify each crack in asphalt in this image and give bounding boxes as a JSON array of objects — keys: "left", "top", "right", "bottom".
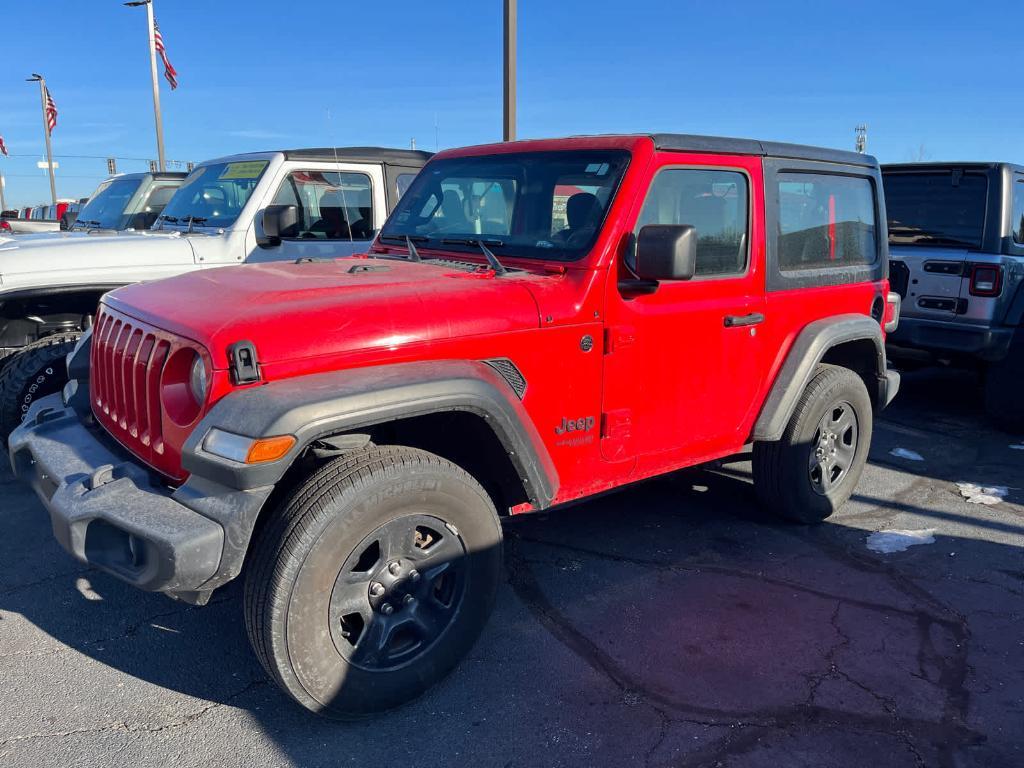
[
  {"left": 0, "top": 566, "right": 98, "bottom": 598},
  {"left": 0, "top": 596, "right": 235, "bottom": 662},
  {"left": 504, "top": 525, "right": 983, "bottom": 768},
  {"left": 0, "top": 679, "right": 267, "bottom": 749}
]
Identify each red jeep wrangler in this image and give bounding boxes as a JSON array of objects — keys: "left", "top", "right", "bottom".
[{"left": 9, "top": 134, "right": 900, "bottom": 717}]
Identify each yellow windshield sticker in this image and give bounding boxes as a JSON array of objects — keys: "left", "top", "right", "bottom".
[{"left": 218, "top": 161, "right": 268, "bottom": 180}]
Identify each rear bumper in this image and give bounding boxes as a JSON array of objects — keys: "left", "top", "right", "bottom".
[
  {"left": 887, "top": 317, "right": 1014, "bottom": 363},
  {"left": 9, "top": 393, "right": 272, "bottom": 603}
]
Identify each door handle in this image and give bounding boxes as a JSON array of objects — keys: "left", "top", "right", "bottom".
[{"left": 723, "top": 312, "right": 765, "bottom": 328}]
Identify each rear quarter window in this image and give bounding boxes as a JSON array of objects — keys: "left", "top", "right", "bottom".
[{"left": 777, "top": 173, "right": 877, "bottom": 271}]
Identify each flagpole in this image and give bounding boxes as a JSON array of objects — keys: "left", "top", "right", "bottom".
[
  {"left": 146, "top": 1, "right": 166, "bottom": 171},
  {"left": 28, "top": 74, "right": 57, "bottom": 208}
]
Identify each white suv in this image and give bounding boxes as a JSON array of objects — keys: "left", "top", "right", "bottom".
[{"left": 0, "top": 146, "right": 431, "bottom": 440}]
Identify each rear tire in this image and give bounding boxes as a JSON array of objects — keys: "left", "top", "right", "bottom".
[
  {"left": 244, "top": 445, "right": 503, "bottom": 718},
  {"left": 753, "top": 364, "right": 872, "bottom": 523},
  {"left": 983, "top": 341, "right": 1024, "bottom": 434},
  {"left": 0, "top": 333, "right": 82, "bottom": 445}
]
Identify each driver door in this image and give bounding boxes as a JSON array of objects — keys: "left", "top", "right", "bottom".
[
  {"left": 601, "top": 155, "right": 767, "bottom": 470},
  {"left": 248, "top": 165, "right": 384, "bottom": 263}
]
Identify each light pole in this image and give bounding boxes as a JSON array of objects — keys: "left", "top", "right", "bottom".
[
  {"left": 0, "top": 172, "right": 7, "bottom": 213},
  {"left": 26, "top": 74, "right": 57, "bottom": 207},
  {"left": 503, "top": 0, "right": 516, "bottom": 142},
  {"left": 125, "top": 0, "right": 166, "bottom": 171}
]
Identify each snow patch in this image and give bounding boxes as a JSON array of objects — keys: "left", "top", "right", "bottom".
[
  {"left": 1010, "top": 444, "right": 1024, "bottom": 451},
  {"left": 866, "top": 529, "right": 936, "bottom": 554},
  {"left": 889, "top": 447, "right": 924, "bottom": 461},
  {"left": 75, "top": 577, "right": 103, "bottom": 601},
  {"left": 956, "top": 482, "right": 1009, "bottom": 505}
]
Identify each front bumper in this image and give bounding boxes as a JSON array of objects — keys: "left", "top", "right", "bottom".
[
  {"left": 888, "top": 317, "right": 1014, "bottom": 363},
  {"left": 9, "top": 393, "right": 272, "bottom": 603}
]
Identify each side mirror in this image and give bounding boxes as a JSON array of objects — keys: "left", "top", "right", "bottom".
[
  {"left": 258, "top": 204, "right": 299, "bottom": 246},
  {"left": 634, "top": 224, "right": 697, "bottom": 281}
]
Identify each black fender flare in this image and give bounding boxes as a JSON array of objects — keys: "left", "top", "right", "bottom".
[
  {"left": 751, "top": 314, "right": 894, "bottom": 442},
  {"left": 181, "top": 359, "right": 559, "bottom": 509}
]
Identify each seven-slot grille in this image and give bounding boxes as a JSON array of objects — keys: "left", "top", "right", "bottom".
[{"left": 91, "top": 306, "right": 173, "bottom": 472}]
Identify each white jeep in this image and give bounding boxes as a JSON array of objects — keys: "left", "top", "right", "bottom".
[{"left": 0, "top": 146, "right": 431, "bottom": 440}]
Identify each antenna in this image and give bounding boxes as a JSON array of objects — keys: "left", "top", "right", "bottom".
[
  {"left": 326, "top": 107, "right": 354, "bottom": 243},
  {"left": 855, "top": 124, "right": 868, "bottom": 154}
]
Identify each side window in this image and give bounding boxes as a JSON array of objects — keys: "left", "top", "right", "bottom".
[
  {"left": 777, "top": 173, "right": 877, "bottom": 270},
  {"left": 142, "top": 185, "right": 177, "bottom": 214},
  {"left": 1013, "top": 177, "right": 1024, "bottom": 245},
  {"left": 395, "top": 173, "right": 417, "bottom": 200},
  {"left": 635, "top": 168, "right": 749, "bottom": 276},
  {"left": 271, "top": 171, "right": 374, "bottom": 240}
]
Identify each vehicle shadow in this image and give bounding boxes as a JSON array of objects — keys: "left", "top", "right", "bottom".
[{"left": 0, "top": 366, "right": 1021, "bottom": 767}]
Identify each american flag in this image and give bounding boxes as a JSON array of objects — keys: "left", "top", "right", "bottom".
[
  {"left": 153, "top": 18, "right": 178, "bottom": 90},
  {"left": 0, "top": 136, "right": 7, "bottom": 157},
  {"left": 44, "top": 86, "right": 57, "bottom": 134}
]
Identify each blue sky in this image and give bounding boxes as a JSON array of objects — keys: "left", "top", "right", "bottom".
[{"left": 1, "top": 0, "right": 1021, "bottom": 208}]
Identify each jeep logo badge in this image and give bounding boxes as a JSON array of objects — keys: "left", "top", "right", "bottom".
[{"left": 555, "top": 416, "right": 596, "bottom": 435}]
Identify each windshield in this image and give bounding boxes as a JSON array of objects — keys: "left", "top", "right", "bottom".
[
  {"left": 73, "top": 177, "right": 143, "bottom": 229},
  {"left": 380, "top": 150, "right": 631, "bottom": 261},
  {"left": 883, "top": 170, "right": 988, "bottom": 249},
  {"left": 158, "top": 159, "right": 269, "bottom": 228}
]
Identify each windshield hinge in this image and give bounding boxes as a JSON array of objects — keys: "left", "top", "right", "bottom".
[{"left": 228, "top": 340, "right": 261, "bottom": 385}]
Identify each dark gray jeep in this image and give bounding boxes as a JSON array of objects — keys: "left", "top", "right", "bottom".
[{"left": 882, "top": 162, "right": 1024, "bottom": 431}]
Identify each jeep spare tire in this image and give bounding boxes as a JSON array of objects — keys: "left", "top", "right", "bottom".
[
  {"left": 0, "top": 333, "right": 82, "bottom": 445},
  {"left": 245, "top": 445, "right": 503, "bottom": 717}
]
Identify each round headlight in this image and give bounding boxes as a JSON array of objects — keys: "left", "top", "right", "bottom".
[{"left": 189, "top": 355, "right": 208, "bottom": 404}]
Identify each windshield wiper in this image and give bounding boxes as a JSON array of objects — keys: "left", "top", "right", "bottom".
[
  {"left": 405, "top": 236, "right": 423, "bottom": 262},
  {"left": 440, "top": 237, "right": 508, "bottom": 275},
  {"left": 184, "top": 216, "right": 207, "bottom": 233},
  {"left": 74, "top": 219, "right": 102, "bottom": 229},
  {"left": 379, "top": 233, "right": 428, "bottom": 243}
]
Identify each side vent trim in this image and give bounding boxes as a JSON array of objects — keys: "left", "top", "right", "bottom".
[{"left": 483, "top": 358, "right": 527, "bottom": 399}]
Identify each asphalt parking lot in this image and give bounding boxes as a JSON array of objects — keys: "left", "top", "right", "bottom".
[{"left": 1, "top": 367, "right": 1022, "bottom": 768}]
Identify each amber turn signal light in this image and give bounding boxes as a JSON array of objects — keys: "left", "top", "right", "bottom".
[
  {"left": 246, "top": 435, "right": 297, "bottom": 464},
  {"left": 203, "top": 429, "right": 296, "bottom": 464}
]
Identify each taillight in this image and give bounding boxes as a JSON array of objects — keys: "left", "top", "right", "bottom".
[
  {"left": 969, "top": 264, "right": 1002, "bottom": 297},
  {"left": 0, "top": 219, "right": 10, "bottom": 232},
  {"left": 884, "top": 291, "right": 901, "bottom": 333}
]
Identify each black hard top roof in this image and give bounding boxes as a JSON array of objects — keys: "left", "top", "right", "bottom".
[
  {"left": 881, "top": 161, "right": 1024, "bottom": 173},
  {"left": 649, "top": 133, "right": 877, "bottom": 168},
  {"left": 110, "top": 171, "right": 187, "bottom": 181},
  {"left": 282, "top": 147, "right": 433, "bottom": 166}
]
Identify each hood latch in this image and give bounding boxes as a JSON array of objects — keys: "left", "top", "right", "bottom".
[{"left": 228, "top": 340, "right": 261, "bottom": 385}]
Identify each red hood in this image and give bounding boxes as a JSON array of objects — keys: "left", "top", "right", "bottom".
[{"left": 106, "top": 257, "right": 543, "bottom": 369}]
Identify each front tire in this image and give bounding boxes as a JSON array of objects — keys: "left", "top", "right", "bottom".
[
  {"left": 0, "top": 333, "right": 82, "bottom": 445},
  {"left": 244, "top": 445, "right": 503, "bottom": 718},
  {"left": 753, "top": 364, "right": 872, "bottom": 523}
]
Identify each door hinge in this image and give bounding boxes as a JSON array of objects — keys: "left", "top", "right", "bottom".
[
  {"left": 601, "top": 409, "right": 632, "bottom": 439},
  {"left": 603, "top": 326, "right": 636, "bottom": 354}
]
